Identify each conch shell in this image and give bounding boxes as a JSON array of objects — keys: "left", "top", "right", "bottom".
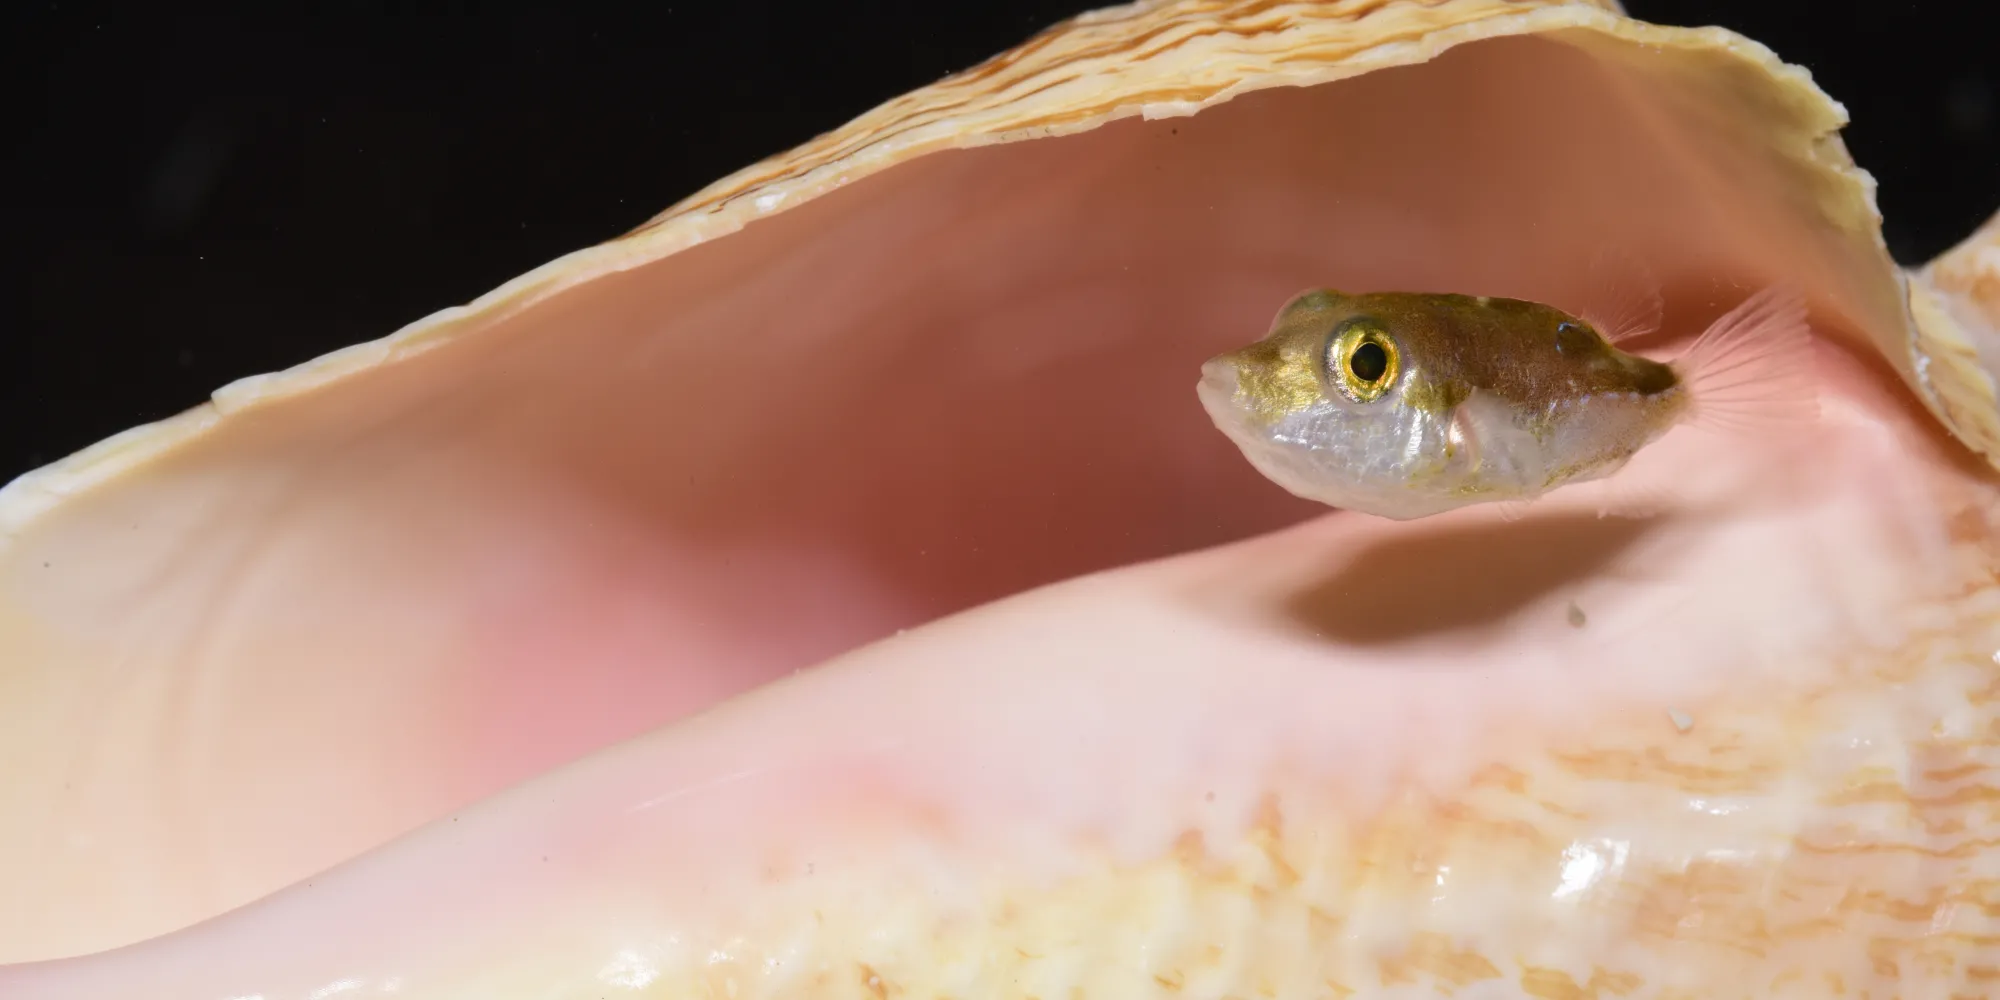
[{"left": 5, "top": 0, "right": 2000, "bottom": 997}]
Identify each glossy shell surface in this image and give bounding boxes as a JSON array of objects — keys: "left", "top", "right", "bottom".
[{"left": 4, "top": 2, "right": 2000, "bottom": 998}]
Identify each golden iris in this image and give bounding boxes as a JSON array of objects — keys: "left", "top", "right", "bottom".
[{"left": 1325, "top": 318, "right": 1400, "bottom": 403}]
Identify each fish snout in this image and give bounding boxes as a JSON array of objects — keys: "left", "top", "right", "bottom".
[{"left": 1197, "top": 354, "right": 1242, "bottom": 408}]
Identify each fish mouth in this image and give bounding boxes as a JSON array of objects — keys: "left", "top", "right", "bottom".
[
  {"left": 0, "top": 22, "right": 1987, "bottom": 1000},
  {"left": 1196, "top": 354, "right": 1246, "bottom": 426}
]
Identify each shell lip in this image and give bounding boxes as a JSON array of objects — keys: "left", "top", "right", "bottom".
[{"left": 0, "top": 0, "right": 1951, "bottom": 539}]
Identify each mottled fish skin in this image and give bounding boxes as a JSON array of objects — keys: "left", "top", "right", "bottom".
[{"left": 1197, "top": 290, "right": 1688, "bottom": 520}]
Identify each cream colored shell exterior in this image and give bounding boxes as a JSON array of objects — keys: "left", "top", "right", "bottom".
[
  {"left": 1910, "top": 210, "right": 2000, "bottom": 459},
  {"left": 2, "top": 0, "right": 1993, "bottom": 532}
]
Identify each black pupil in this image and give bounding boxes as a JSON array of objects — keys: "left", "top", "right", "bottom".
[{"left": 1349, "top": 341, "right": 1388, "bottom": 383}]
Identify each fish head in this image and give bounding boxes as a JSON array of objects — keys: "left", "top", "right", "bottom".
[{"left": 1198, "top": 289, "right": 1686, "bottom": 519}]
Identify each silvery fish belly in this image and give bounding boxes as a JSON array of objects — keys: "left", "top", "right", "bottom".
[
  {"left": 1197, "top": 287, "right": 1809, "bottom": 520},
  {"left": 1199, "top": 371, "right": 1561, "bottom": 521}
]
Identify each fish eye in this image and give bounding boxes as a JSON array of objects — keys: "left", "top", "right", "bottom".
[
  {"left": 1350, "top": 341, "right": 1388, "bottom": 381},
  {"left": 1325, "top": 318, "right": 1401, "bottom": 403}
]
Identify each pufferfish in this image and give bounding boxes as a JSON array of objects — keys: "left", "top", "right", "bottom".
[{"left": 1196, "top": 283, "right": 1816, "bottom": 520}]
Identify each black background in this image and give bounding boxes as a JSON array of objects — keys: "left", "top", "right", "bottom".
[{"left": 14, "top": 2, "right": 1996, "bottom": 482}]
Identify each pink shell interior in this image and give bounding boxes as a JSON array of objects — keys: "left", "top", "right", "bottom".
[{"left": 3, "top": 30, "right": 1996, "bottom": 999}]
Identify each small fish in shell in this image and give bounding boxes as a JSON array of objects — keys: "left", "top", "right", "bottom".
[
  {"left": 1198, "top": 281, "right": 1816, "bottom": 519},
  {"left": 2, "top": 0, "right": 2000, "bottom": 997}
]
